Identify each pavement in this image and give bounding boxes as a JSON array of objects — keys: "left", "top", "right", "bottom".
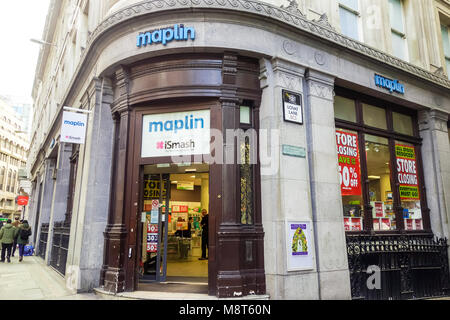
[{"left": 0, "top": 253, "right": 102, "bottom": 300}]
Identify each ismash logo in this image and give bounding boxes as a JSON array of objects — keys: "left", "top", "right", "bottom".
[
  {"left": 156, "top": 140, "right": 196, "bottom": 151},
  {"left": 137, "top": 24, "right": 195, "bottom": 47}
]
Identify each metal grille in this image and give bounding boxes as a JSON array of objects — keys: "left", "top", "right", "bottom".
[
  {"left": 346, "top": 234, "right": 450, "bottom": 300},
  {"left": 50, "top": 221, "right": 71, "bottom": 275},
  {"left": 38, "top": 223, "right": 49, "bottom": 259}
]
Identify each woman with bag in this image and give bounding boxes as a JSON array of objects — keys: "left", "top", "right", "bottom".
[{"left": 16, "top": 220, "right": 32, "bottom": 262}]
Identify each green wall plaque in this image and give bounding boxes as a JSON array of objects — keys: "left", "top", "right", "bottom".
[{"left": 282, "top": 145, "right": 306, "bottom": 158}]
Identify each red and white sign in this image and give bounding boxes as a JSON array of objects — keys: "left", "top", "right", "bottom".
[
  {"left": 381, "top": 218, "right": 391, "bottom": 230},
  {"left": 147, "top": 224, "right": 158, "bottom": 233},
  {"left": 415, "top": 219, "right": 423, "bottom": 230},
  {"left": 374, "top": 202, "right": 384, "bottom": 218},
  {"left": 405, "top": 219, "right": 414, "bottom": 231},
  {"left": 395, "top": 144, "right": 420, "bottom": 200},
  {"left": 172, "top": 205, "right": 189, "bottom": 213},
  {"left": 152, "top": 200, "right": 159, "bottom": 210},
  {"left": 351, "top": 218, "right": 362, "bottom": 231},
  {"left": 336, "top": 130, "right": 362, "bottom": 196},
  {"left": 147, "top": 243, "right": 157, "bottom": 253},
  {"left": 16, "top": 196, "right": 29, "bottom": 206},
  {"left": 344, "top": 218, "right": 351, "bottom": 231}
]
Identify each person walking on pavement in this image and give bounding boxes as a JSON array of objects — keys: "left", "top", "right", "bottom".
[
  {"left": 0, "top": 219, "right": 17, "bottom": 263},
  {"left": 11, "top": 217, "right": 20, "bottom": 257},
  {"left": 199, "top": 209, "right": 209, "bottom": 260},
  {"left": 16, "top": 220, "right": 32, "bottom": 262}
]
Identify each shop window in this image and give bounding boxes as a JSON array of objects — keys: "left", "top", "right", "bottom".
[
  {"left": 336, "top": 129, "right": 364, "bottom": 231},
  {"left": 0, "top": 167, "right": 4, "bottom": 190},
  {"left": 393, "top": 112, "right": 413, "bottom": 136},
  {"left": 335, "top": 90, "right": 428, "bottom": 233},
  {"left": 395, "top": 142, "right": 423, "bottom": 231},
  {"left": 362, "top": 103, "right": 387, "bottom": 130},
  {"left": 240, "top": 106, "right": 251, "bottom": 125},
  {"left": 334, "top": 96, "right": 357, "bottom": 123},
  {"left": 339, "top": 0, "right": 360, "bottom": 41},
  {"left": 366, "top": 135, "right": 395, "bottom": 231},
  {"left": 389, "top": 0, "right": 408, "bottom": 61}
]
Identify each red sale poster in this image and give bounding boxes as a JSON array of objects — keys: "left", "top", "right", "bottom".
[
  {"left": 336, "top": 130, "right": 362, "bottom": 196},
  {"left": 415, "top": 219, "right": 422, "bottom": 230},
  {"left": 374, "top": 202, "right": 384, "bottom": 217},
  {"left": 351, "top": 218, "right": 362, "bottom": 231},
  {"left": 381, "top": 218, "right": 391, "bottom": 230},
  {"left": 344, "top": 218, "right": 351, "bottom": 231},
  {"left": 405, "top": 219, "right": 413, "bottom": 231}
]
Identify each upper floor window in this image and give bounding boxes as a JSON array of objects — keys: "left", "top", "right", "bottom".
[
  {"left": 339, "top": 0, "right": 361, "bottom": 41},
  {"left": 389, "top": 0, "right": 408, "bottom": 61},
  {"left": 440, "top": 24, "right": 450, "bottom": 80}
]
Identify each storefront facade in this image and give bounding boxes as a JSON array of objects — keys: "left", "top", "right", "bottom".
[{"left": 27, "top": 0, "right": 450, "bottom": 299}]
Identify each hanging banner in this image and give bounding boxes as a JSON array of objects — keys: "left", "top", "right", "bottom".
[
  {"left": 143, "top": 178, "right": 167, "bottom": 199},
  {"left": 60, "top": 111, "right": 88, "bottom": 144},
  {"left": 336, "top": 130, "right": 362, "bottom": 196},
  {"left": 395, "top": 144, "right": 419, "bottom": 200}
]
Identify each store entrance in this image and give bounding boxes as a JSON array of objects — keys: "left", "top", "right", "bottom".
[{"left": 138, "top": 163, "right": 209, "bottom": 288}]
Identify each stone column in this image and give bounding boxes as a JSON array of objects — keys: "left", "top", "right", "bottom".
[
  {"left": 65, "top": 77, "right": 115, "bottom": 293},
  {"left": 259, "top": 57, "right": 319, "bottom": 299},
  {"left": 45, "top": 142, "right": 72, "bottom": 263},
  {"left": 418, "top": 109, "right": 450, "bottom": 240},
  {"left": 304, "top": 69, "right": 351, "bottom": 300}
]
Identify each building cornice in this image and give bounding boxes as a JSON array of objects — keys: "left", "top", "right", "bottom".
[{"left": 83, "top": 0, "right": 450, "bottom": 90}]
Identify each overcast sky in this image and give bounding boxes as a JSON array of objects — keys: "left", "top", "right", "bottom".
[{"left": 0, "top": 0, "right": 50, "bottom": 103}]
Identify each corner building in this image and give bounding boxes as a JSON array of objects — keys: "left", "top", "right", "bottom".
[{"left": 28, "top": 0, "right": 450, "bottom": 299}]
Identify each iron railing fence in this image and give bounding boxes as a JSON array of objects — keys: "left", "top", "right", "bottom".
[
  {"left": 50, "top": 221, "right": 71, "bottom": 276},
  {"left": 38, "top": 223, "right": 49, "bottom": 259},
  {"left": 346, "top": 234, "right": 450, "bottom": 300}
]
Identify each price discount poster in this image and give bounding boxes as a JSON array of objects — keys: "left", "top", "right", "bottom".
[
  {"left": 395, "top": 144, "right": 419, "bottom": 200},
  {"left": 336, "top": 130, "right": 362, "bottom": 196}
]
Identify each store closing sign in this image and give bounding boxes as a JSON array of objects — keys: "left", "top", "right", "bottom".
[
  {"left": 336, "top": 130, "right": 362, "bottom": 196},
  {"left": 60, "top": 111, "right": 88, "bottom": 144},
  {"left": 395, "top": 144, "right": 419, "bottom": 200}
]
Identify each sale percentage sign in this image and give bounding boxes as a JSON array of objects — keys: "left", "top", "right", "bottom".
[{"left": 350, "top": 167, "right": 358, "bottom": 179}]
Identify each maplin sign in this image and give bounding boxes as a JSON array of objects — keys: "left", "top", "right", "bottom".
[
  {"left": 374, "top": 74, "right": 405, "bottom": 94},
  {"left": 137, "top": 24, "right": 195, "bottom": 47}
]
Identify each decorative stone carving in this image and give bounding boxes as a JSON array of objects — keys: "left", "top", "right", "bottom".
[
  {"left": 309, "top": 80, "right": 333, "bottom": 100},
  {"left": 314, "top": 51, "right": 326, "bottom": 66},
  {"left": 69, "top": 0, "right": 450, "bottom": 98},
  {"left": 280, "top": 0, "right": 305, "bottom": 17},
  {"left": 283, "top": 40, "right": 297, "bottom": 55},
  {"left": 312, "top": 13, "right": 335, "bottom": 31},
  {"left": 280, "top": 72, "right": 301, "bottom": 90}
]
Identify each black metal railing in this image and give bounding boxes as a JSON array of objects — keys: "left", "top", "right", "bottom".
[
  {"left": 50, "top": 221, "right": 71, "bottom": 275},
  {"left": 346, "top": 234, "right": 450, "bottom": 300},
  {"left": 38, "top": 223, "right": 49, "bottom": 259}
]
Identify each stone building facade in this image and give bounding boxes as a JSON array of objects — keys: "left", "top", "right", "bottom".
[{"left": 27, "top": 0, "right": 450, "bottom": 299}]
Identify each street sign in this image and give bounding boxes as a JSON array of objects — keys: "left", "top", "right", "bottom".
[{"left": 16, "top": 196, "right": 29, "bottom": 206}]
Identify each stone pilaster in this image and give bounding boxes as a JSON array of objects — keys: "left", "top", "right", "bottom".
[
  {"left": 304, "top": 69, "right": 351, "bottom": 300},
  {"left": 418, "top": 109, "right": 450, "bottom": 240}
]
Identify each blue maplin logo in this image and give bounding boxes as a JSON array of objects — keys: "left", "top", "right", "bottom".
[
  {"left": 64, "top": 120, "right": 85, "bottom": 127},
  {"left": 137, "top": 24, "right": 195, "bottom": 47},
  {"left": 374, "top": 74, "right": 405, "bottom": 94},
  {"left": 149, "top": 114, "right": 204, "bottom": 133}
]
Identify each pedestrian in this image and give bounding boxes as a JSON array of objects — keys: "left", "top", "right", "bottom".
[
  {"left": 198, "top": 209, "right": 209, "bottom": 260},
  {"left": 11, "top": 217, "right": 20, "bottom": 257},
  {"left": 16, "top": 220, "right": 32, "bottom": 262},
  {"left": 0, "top": 219, "right": 17, "bottom": 263}
]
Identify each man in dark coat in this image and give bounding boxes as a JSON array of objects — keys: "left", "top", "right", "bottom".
[
  {"left": 199, "top": 209, "right": 208, "bottom": 260},
  {"left": 16, "top": 220, "right": 32, "bottom": 262},
  {"left": 0, "top": 219, "right": 17, "bottom": 263}
]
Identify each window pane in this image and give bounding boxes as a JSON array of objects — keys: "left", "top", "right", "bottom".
[
  {"left": 365, "top": 134, "right": 396, "bottom": 231},
  {"left": 395, "top": 142, "right": 423, "bottom": 231},
  {"left": 441, "top": 25, "right": 450, "bottom": 56},
  {"left": 392, "top": 32, "right": 407, "bottom": 60},
  {"left": 446, "top": 58, "right": 450, "bottom": 80},
  {"left": 389, "top": 0, "right": 404, "bottom": 33},
  {"left": 334, "top": 96, "right": 357, "bottom": 122},
  {"left": 336, "top": 129, "right": 364, "bottom": 231},
  {"left": 363, "top": 103, "right": 387, "bottom": 129},
  {"left": 340, "top": 0, "right": 358, "bottom": 11},
  {"left": 393, "top": 112, "right": 413, "bottom": 136},
  {"left": 339, "top": 7, "right": 359, "bottom": 40},
  {"left": 240, "top": 106, "right": 251, "bottom": 125}
]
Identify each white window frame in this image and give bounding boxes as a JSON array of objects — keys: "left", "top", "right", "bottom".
[
  {"left": 389, "top": 0, "right": 409, "bottom": 61},
  {"left": 339, "top": 0, "right": 364, "bottom": 42},
  {"left": 440, "top": 23, "right": 450, "bottom": 80}
]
